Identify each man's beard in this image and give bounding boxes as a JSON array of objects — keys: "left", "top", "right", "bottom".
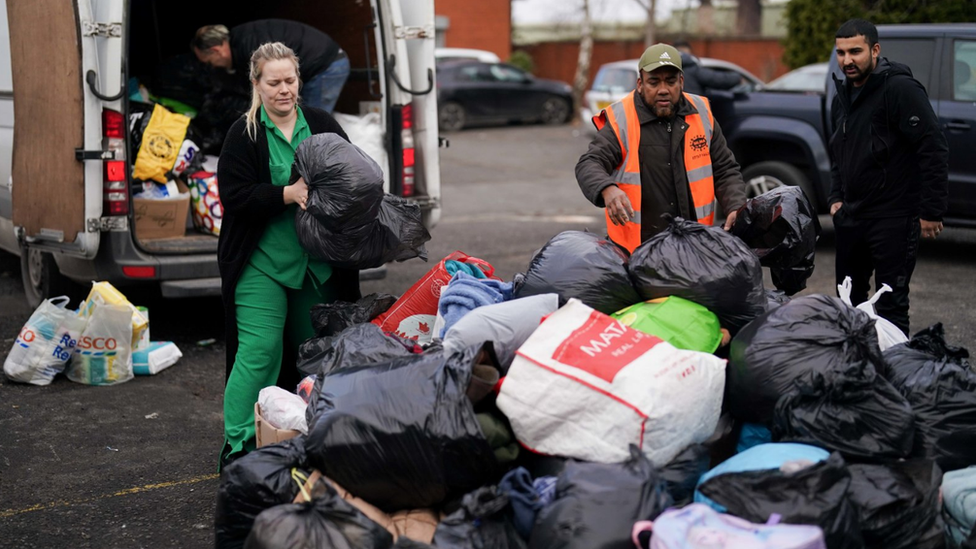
[
  {"left": 653, "top": 102, "right": 674, "bottom": 118},
  {"left": 845, "top": 60, "right": 874, "bottom": 84}
]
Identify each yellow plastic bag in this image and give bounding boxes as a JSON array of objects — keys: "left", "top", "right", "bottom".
[
  {"left": 78, "top": 281, "right": 149, "bottom": 346},
  {"left": 133, "top": 104, "right": 190, "bottom": 183}
]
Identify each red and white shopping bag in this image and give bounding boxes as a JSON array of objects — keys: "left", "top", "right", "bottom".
[
  {"left": 496, "top": 299, "right": 727, "bottom": 466},
  {"left": 372, "top": 251, "right": 494, "bottom": 343}
]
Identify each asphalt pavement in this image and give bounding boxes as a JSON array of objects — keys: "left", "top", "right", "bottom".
[{"left": 2, "top": 123, "right": 976, "bottom": 548}]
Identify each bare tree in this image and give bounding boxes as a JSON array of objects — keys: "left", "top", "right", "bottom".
[
  {"left": 631, "top": 0, "right": 657, "bottom": 47},
  {"left": 572, "top": 0, "right": 594, "bottom": 121},
  {"left": 736, "top": 0, "right": 762, "bottom": 35}
]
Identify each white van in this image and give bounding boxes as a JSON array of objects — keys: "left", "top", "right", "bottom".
[{"left": 0, "top": 0, "right": 441, "bottom": 307}]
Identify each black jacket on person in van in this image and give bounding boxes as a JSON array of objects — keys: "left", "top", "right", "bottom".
[
  {"left": 827, "top": 57, "right": 949, "bottom": 221},
  {"left": 680, "top": 53, "right": 742, "bottom": 96},
  {"left": 230, "top": 19, "right": 340, "bottom": 83},
  {"left": 217, "top": 107, "right": 361, "bottom": 380}
]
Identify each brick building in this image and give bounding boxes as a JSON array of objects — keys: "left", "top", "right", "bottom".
[{"left": 435, "top": 0, "right": 512, "bottom": 61}]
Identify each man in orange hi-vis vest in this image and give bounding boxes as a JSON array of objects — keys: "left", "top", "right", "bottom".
[{"left": 576, "top": 44, "right": 747, "bottom": 253}]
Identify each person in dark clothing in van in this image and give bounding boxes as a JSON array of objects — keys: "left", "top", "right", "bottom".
[
  {"left": 828, "top": 18, "right": 949, "bottom": 335},
  {"left": 193, "top": 20, "right": 349, "bottom": 113},
  {"left": 672, "top": 40, "right": 742, "bottom": 96}
]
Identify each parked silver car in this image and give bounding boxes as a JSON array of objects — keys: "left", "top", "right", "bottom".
[{"left": 580, "top": 57, "right": 764, "bottom": 126}]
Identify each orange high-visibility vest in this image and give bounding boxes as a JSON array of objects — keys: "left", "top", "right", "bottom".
[{"left": 592, "top": 92, "right": 717, "bottom": 252}]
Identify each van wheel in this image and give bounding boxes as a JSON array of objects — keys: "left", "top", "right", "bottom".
[
  {"left": 541, "top": 97, "right": 571, "bottom": 125},
  {"left": 741, "top": 161, "right": 815, "bottom": 204},
  {"left": 439, "top": 102, "right": 466, "bottom": 132},
  {"left": 20, "top": 248, "right": 78, "bottom": 309}
]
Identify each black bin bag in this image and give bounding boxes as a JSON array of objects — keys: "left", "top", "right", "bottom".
[
  {"left": 294, "top": 133, "right": 386, "bottom": 231},
  {"left": 305, "top": 349, "right": 498, "bottom": 512},
  {"left": 243, "top": 492, "right": 394, "bottom": 549},
  {"left": 698, "top": 453, "right": 864, "bottom": 549},
  {"left": 302, "top": 323, "right": 420, "bottom": 427},
  {"left": 772, "top": 362, "right": 915, "bottom": 461},
  {"left": 294, "top": 134, "right": 430, "bottom": 269},
  {"left": 434, "top": 486, "right": 527, "bottom": 549},
  {"left": 528, "top": 445, "right": 672, "bottom": 549},
  {"left": 883, "top": 323, "right": 976, "bottom": 471},
  {"left": 660, "top": 443, "right": 712, "bottom": 507},
  {"left": 215, "top": 438, "right": 310, "bottom": 549},
  {"left": 847, "top": 460, "right": 944, "bottom": 549},
  {"left": 732, "top": 186, "right": 821, "bottom": 295},
  {"left": 513, "top": 231, "right": 641, "bottom": 315},
  {"left": 628, "top": 216, "right": 766, "bottom": 333},
  {"left": 310, "top": 293, "right": 398, "bottom": 338},
  {"left": 727, "top": 294, "right": 886, "bottom": 424}
]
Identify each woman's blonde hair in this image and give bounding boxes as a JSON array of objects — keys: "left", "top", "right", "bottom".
[{"left": 245, "top": 42, "right": 301, "bottom": 140}]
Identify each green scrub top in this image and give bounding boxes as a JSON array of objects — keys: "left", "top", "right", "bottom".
[{"left": 248, "top": 106, "right": 333, "bottom": 289}]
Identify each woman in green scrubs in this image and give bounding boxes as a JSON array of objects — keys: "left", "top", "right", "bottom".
[{"left": 216, "top": 42, "right": 359, "bottom": 467}]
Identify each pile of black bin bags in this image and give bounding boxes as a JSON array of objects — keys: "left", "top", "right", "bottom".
[{"left": 214, "top": 188, "right": 976, "bottom": 549}]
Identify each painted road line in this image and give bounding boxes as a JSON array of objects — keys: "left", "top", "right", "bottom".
[{"left": 0, "top": 473, "right": 220, "bottom": 519}]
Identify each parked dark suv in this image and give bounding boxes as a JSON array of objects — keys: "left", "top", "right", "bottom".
[{"left": 718, "top": 24, "right": 976, "bottom": 226}]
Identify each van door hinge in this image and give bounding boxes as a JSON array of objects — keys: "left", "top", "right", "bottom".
[
  {"left": 81, "top": 21, "right": 122, "bottom": 38},
  {"left": 88, "top": 217, "right": 128, "bottom": 233},
  {"left": 394, "top": 25, "right": 435, "bottom": 40}
]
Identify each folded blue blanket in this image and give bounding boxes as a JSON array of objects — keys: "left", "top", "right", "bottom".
[{"left": 439, "top": 271, "right": 513, "bottom": 337}]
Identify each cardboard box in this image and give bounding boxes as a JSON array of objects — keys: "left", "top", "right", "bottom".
[
  {"left": 133, "top": 181, "right": 190, "bottom": 240},
  {"left": 254, "top": 403, "right": 301, "bottom": 448}
]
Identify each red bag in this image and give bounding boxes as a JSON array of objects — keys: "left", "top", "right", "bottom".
[{"left": 372, "top": 252, "right": 493, "bottom": 342}]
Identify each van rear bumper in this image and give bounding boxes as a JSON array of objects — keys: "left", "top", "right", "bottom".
[
  {"left": 160, "top": 277, "right": 221, "bottom": 297},
  {"left": 54, "top": 230, "right": 220, "bottom": 291}
]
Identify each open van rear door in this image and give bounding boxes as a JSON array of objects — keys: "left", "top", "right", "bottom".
[
  {"left": 376, "top": 0, "right": 442, "bottom": 228},
  {"left": 8, "top": 0, "right": 106, "bottom": 258}
]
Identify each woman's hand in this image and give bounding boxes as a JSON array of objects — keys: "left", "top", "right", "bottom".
[{"left": 284, "top": 177, "right": 309, "bottom": 210}]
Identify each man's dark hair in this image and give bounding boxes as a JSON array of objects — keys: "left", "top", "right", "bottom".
[
  {"left": 836, "top": 18, "right": 878, "bottom": 48},
  {"left": 673, "top": 40, "right": 691, "bottom": 51}
]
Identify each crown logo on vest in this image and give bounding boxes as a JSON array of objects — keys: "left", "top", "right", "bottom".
[{"left": 690, "top": 135, "right": 707, "bottom": 152}]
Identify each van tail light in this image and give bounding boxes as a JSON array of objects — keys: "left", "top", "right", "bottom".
[
  {"left": 102, "top": 109, "right": 128, "bottom": 215},
  {"left": 401, "top": 103, "right": 415, "bottom": 197}
]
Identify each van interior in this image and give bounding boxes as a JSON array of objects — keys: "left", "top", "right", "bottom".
[{"left": 126, "top": 0, "right": 383, "bottom": 253}]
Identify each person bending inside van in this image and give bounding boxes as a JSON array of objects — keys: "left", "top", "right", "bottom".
[
  {"left": 193, "top": 20, "right": 349, "bottom": 113},
  {"left": 216, "top": 42, "right": 361, "bottom": 468}
]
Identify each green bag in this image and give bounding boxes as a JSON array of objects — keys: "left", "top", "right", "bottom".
[{"left": 612, "top": 296, "right": 722, "bottom": 353}]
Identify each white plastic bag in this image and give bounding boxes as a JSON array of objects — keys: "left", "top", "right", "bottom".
[
  {"left": 3, "top": 296, "right": 88, "bottom": 385},
  {"left": 837, "top": 276, "right": 908, "bottom": 351},
  {"left": 333, "top": 111, "right": 389, "bottom": 184},
  {"left": 496, "top": 299, "right": 727, "bottom": 466},
  {"left": 258, "top": 386, "right": 309, "bottom": 434},
  {"left": 66, "top": 304, "right": 134, "bottom": 386}
]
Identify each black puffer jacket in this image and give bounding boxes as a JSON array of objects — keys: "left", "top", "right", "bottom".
[{"left": 828, "top": 58, "right": 948, "bottom": 220}]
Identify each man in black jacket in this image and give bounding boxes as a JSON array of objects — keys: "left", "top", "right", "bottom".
[
  {"left": 193, "top": 20, "right": 349, "bottom": 113},
  {"left": 673, "top": 41, "right": 743, "bottom": 96},
  {"left": 828, "top": 19, "right": 949, "bottom": 335}
]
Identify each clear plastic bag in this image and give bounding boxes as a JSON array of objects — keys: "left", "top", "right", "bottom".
[
  {"left": 3, "top": 296, "right": 88, "bottom": 385},
  {"left": 66, "top": 304, "right": 134, "bottom": 386}
]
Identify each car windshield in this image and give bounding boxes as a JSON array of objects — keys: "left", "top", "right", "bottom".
[{"left": 593, "top": 67, "right": 634, "bottom": 92}]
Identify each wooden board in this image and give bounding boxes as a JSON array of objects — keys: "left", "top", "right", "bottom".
[{"left": 8, "top": 0, "right": 86, "bottom": 243}]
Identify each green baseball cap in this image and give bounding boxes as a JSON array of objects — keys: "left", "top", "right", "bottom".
[{"left": 639, "top": 44, "right": 683, "bottom": 73}]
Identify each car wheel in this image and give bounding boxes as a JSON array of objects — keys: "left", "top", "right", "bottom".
[
  {"left": 438, "top": 102, "right": 466, "bottom": 132},
  {"left": 740, "top": 161, "right": 816, "bottom": 204},
  {"left": 540, "top": 96, "right": 571, "bottom": 125},
  {"left": 20, "top": 247, "right": 78, "bottom": 309}
]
